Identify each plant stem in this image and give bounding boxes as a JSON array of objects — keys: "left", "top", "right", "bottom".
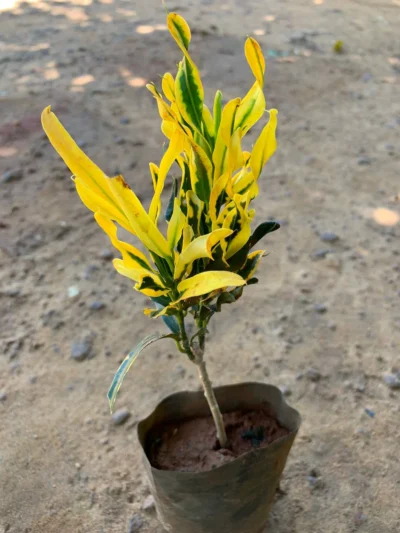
[
  {"left": 176, "top": 308, "right": 228, "bottom": 448},
  {"left": 195, "top": 356, "right": 228, "bottom": 448}
]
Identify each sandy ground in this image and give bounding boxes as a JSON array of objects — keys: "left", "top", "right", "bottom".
[{"left": 1, "top": 0, "right": 400, "bottom": 532}]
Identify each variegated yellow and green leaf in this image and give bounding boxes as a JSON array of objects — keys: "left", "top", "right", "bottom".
[
  {"left": 107, "top": 175, "right": 172, "bottom": 262},
  {"left": 185, "top": 190, "right": 203, "bottom": 236},
  {"left": 210, "top": 172, "right": 229, "bottom": 227},
  {"left": 213, "top": 98, "right": 241, "bottom": 181},
  {"left": 95, "top": 213, "right": 152, "bottom": 271},
  {"left": 167, "top": 198, "right": 186, "bottom": 250},
  {"left": 244, "top": 37, "right": 265, "bottom": 87},
  {"left": 238, "top": 250, "right": 265, "bottom": 280},
  {"left": 188, "top": 142, "right": 213, "bottom": 202},
  {"left": 174, "top": 228, "right": 233, "bottom": 279},
  {"left": 225, "top": 200, "right": 252, "bottom": 259},
  {"left": 177, "top": 271, "right": 246, "bottom": 301}
]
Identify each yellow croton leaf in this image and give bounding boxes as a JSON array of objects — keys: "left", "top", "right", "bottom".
[
  {"left": 113, "top": 259, "right": 169, "bottom": 298},
  {"left": 177, "top": 271, "right": 246, "bottom": 301},
  {"left": 167, "top": 198, "right": 186, "bottom": 250},
  {"left": 106, "top": 175, "right": 172, "bottom": 262},
  {"left": 174, "top": 228, "right": 233, "bottom": 279},
  {"left": 213, "top": 98, "right": 241, "bottom": 181},
  {"left": 94, "top": 213, "right": 152, "bottom": 271},
  {"left": 149, "top": 128, "right": 185, "bottom": 222},
  {"left": 162, "top": 72, "right": 175, "bottom": 102},
  {"left": 41, "top": 107, "right": 129, "bottom": 230},
  {"left": 244, "top": 37, "right": 265, "bottom": 87},
  {"left": 250, "top": 108, "right": 278, "bottom": 180}
]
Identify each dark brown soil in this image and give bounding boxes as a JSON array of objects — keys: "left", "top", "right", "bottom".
[{"left": 148, "top": 409, "right": 289, "bottom": 473}]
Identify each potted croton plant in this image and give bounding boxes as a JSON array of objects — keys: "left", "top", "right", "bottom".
[{"left": 42, "top": 12, "right": 301, "bottom": 533}]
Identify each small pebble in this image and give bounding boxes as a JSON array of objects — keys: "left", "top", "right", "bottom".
[
  {"left": 120, "top": 117, "right": 131, "bottom": 125},
  {"left": 2, "top": 168, "right": 23, "bottom": 183},
  {"left": 0, "top": 391, "right": 7, "bottom": 401},
  {"left": 112, "top": 408, "right": 131, "bottom": 426},
  {"left": 127, "top": 514, "right": 144, "bottom": 532},
  {"left": 141, "top": 494, "right": 155, "bottom": 511},
  {"left": 88, "top": 301, "right": 105, "bottom": 311},
  {"left": 357, "top": 156, "right": 371, "bottom": 166},
  {"left": 319, "top": 232, "right": 339, "bottom": 243},
  {"left": 68, "top": 286, "right": 80, "bottom": 299},
  {"left": 383, "top": 373, "right": 400, "bottom": 390},
  {"left": 70, "top": 339, "right": 92, "bottom": 361},
  {"left": 314, "top": 303, "right": 327, "bottom": 314},
  {"left": 99, "top": 249, "right": 113, "bottom": 260},
  {"left": 312, "top": 249, "right": 331, "bottom": 259},
  {"left": 279, "top": 385, "right": 292, "bottom": 397},
  {"left": 306, "top": 368, "right": 321, "bottom": 382},
  {"left": 364, "top": 408, "right": 375, "bottom": 418}
]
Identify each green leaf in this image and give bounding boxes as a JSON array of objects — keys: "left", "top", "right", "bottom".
[
  {"left": 165, "top": 176, "right": 179, "bottom": 222},
  {"left": 248, "top": 221, "right": 280, "bottom": 248},
  {"left": 216, "top": 291, "right": 236, "bottom": 312},
  {"left": 107, "top": 334, "right": 175, "bottom": 412}
]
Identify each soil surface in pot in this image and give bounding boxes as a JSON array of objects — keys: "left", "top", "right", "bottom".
[{"left": 148, "top": 409, "right": 289, "bottom": 472}]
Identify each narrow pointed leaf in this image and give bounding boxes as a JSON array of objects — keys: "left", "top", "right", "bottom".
[
  {"left": 165, "top": 176, "right": 179, "bottom": 222},
  {"left": 250, "top": 109, "right": 278, "bottom": 179},
  {"left": 108, "top": 334, "right": 174, "bottom": 412}
]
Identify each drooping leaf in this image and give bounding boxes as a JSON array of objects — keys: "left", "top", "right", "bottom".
[
  {"left": 248, "top": 220, "right": 280, "bottom": 249},
  {"left": 177, "top": 270, "right": 246, "bottom": 301},
  {"left": 107, "top": 334, "right": 175, "bottom": 412}
]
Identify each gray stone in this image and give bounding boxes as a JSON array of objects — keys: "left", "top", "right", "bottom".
[
  {"left": 99, "top": 249, "right": 113, "bottom": 260},
  {"left": 112, "top": 408, "right": 131, "bottom": 426},
  {"left": 357, "top": 156, "right": 372, "bottom": 166},
  {"left": 314, "top": 303, "right": 328, "bottom": 314},
  {"left": 312, "top": 249, "right": 331, "bottom": 259},
  {"left": 306, "top": 368, "right": 321, "bottom": 382},
  {"left": 2, "top": 168, "right": 23, "bottom": 183},
  {"left": 127, "top": 514, "right": 143, "bottom": 532},
  {"left": 0, "top": 391, "right": 7, "bottom": 401},
  {"left": 88, "top": 301, "right": 105, "bottom": 311},
  {"left": 383, "top": 373, "right": 400, "bottom": 390},
  {"left": 142, "top": 494, "right": 155, "bottom": 511},
  {"left": 279, "top": 385, "right": 292, "bottom": 397},
  {"left": 320, "top": 232, "right": 339, "bottom": 243},
  {"left": 70, "top": 339, "right": 92, "bottom": 361}
]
